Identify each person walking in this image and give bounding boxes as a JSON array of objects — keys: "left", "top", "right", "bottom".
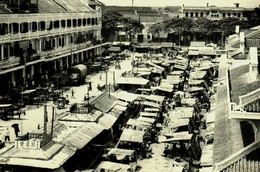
[
  {"left": 4, "top": 127, "right": 10, "bottom": 142},
  {"left": 71, "top": 89, "right": 75, "bottom": 99}
]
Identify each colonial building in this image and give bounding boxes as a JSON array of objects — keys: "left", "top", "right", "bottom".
[
  {"left": 181, "top": 3, "right": 247, "bottom": 20},
  {"left": 0, "top": 0, "right": 105, "bottom": 96}
]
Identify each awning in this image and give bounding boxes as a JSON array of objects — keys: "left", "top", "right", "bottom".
[
  {"left": 144, "top": 94, "right": 165, "bottom": 103},
  {"left": 107, "top": 148, "right": 135, "bottom": 161},
  {"left": 108, "top": 46, "right": 121, "bottom": 52},
  {"left": 188, "top": 50, "right": 199, "bottom": 56},
  {"left": 151, "top": 86, "right": 173, "bottom": 93},
  {"left": 138, "top": 116, "right": 156, "bottom": 124},
  {"left": 61, "top": 123, "right": 104, "bottom": 149},
  {"left": 188, "top": 80, "right": 204, "bottom": 85},
  {"left": 146, "top": 61, "right": 165, "bottom": 70},
  {"left": 116, "top": 77, "right": 149, "bottom": 86},
  {"left": 144, "top": 108, "right": 160, "bottom": 113},
  {"left": 168, "top": 119, "right": 190, "bottom": 128},
  {"left": 187, "top": 87, "right": 204, "bottom": 93},
  {"left": 114, "top": 90, "right": 139, "bottom": 102},
  {"left": 173, "top": 64, "right": 187, "bottom": 71},
  {"left": 95, "top": 161, "right": 131, "bottom": 172},
  {"left": 159, "top": 132, "right": 193, "bottom": 142},
  {"left": 139, "top": 112, "right": 158, "bottom": 118},
  {"left": 119, "top": 129, "right": 145, "bottom": 143},
  {"left": 97, "top": 113, "right": 117, "bottom": 130},
  {"left": 142, "top": 101, "right": 161, "bottom": 108}
]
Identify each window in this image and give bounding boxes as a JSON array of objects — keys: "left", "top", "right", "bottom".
[
  {"left": 78, "top": 19, "right": 82, "bottom": 27},
  {"left": 31, "top": 22, "right": 37, "bottom": 32},
  {"left": 190, "top": 12, "right": 193, "bottom": 17},
  {"left": 61, "top": 20, "right": 66, "bottom": 28},
  {"left": 228, "top": 13, "right": 231, "bottom": 16},
  {"left": 195, "top": 13, "right": 198, "bottom": 17},
  {"left": 91, "top": 18, "right": 95, "bottom": 25},
  {"left": 20, "top": 22, "right": 29, "bottom": 33},
  {"left": 200, "top": 13, "right": 203, "bottom": 17},
  {"left": 223, "top": 13, "right": 226, "bottom": 18},
  {"left": 39, "top": 21, "right": 45, "bottom": 31},
  {"left": 73, "top": 19, "right": 77, "bottom": 27},
  {"left": 238, "top": 13, "right": 241, "bottom": 17},
  {"left": 67, "top": 19, "right": 71, "bottom": 28},
  {"left": 47, "top": 21, "right": 53, "bottom": 30},
  {"left": 70, "top": 36, "right": 73, "bottom": 43},
  {"left": 54, "top": 20, "right": 60, "bottom": 29},
  {"left": 87, "top": 18, "right": 90, "bottom": 25},
  {"left": 233, "top": 13, "right": 236, "bottom": 16},
  {"left": 83, "top": 18, "right": 86, "bottom": 26},
  {"left": 186, "top": 12, "right": 188, "bottom": 17}
]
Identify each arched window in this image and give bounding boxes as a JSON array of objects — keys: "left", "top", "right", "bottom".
[
  {"left": 38, "top": 21, "right": 45, "bottom": 31},
  {"left": 67, "top": 19, "right": 71, "bottom": 28},
  {"left": 87, "top": 18, "right": 90, "bottom": 25},
  {"left": 78, "top": 19, "right": 82, "bottom": 27},
  {"left": 83, "top": 18, "right": 86, "bottom": 26},
  {"left": 31, "top": 22, "right": 37, "bottom": 32},
  {"left": 47, "top": 21, "right": 53, "bottom": 30},
  {"left": 54, "top": 20, "right": 60, "bottom": 29},
  {"left": 73, "top": 19, "right": 77, "bottom": 27},
  {"left": 20, "top": 22, "right": 29, "bottom": 33},
  {"left": 91, "top": 18, "right": 95, "bottom": 25},
  {"left": 61, "top": 20, "right": 66, "bottom": 28}
]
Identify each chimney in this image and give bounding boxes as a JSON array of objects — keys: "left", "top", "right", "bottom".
[
  {"left": 249, "top": 47, "right": 258, "bottom": 81},
  {"left": 234, "top": 3, "right": 239, "bottom": 8},
  {"left": 207, "top": 3, "right": 209, "bottom": 7},
  {"left": 239, "top": 32, "right": 245, "bottom": 53}
]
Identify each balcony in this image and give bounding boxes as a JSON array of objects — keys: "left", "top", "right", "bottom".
[
  {"left": 0, "top": 56, "right": 20, "bottom": 69},
  {"left": 230, "top": 103, "right": 260, "bottom": 120}
]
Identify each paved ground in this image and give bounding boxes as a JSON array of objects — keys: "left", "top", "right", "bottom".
[{"left": 0, "top": 53, "right": 134, "bottom": 143}]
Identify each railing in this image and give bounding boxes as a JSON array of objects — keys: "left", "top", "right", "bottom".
[
  {"left": 0, "top": 56, "right": 20, "bottom": 69},
  {"left": 229, "top": 102, "right": 260, "bottom": 119},
  {"left": 214, "top": 141, "right": 260, "bottom": 171}
]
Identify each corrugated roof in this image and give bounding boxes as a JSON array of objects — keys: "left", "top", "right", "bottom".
[
  {"left": 116, "top": 77, "right": 149, "bottom": 86},
  {"left": 119, "top": 129, "right": 145, "bottom": 143},
  {"left": 95, "top": 161, "right": 131, "bottom": 172},
  {"left": 92, "top": 92, "right": 118, "bottom": 113},
  {"left": 38, "top": 0, "right": 67, "bottom": 13},
  {"left": 61, "top": 123, "right": 104, "bottom": 149}
]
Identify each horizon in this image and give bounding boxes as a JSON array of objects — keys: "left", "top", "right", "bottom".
[{"left": 99, "top": 0, "right": 260, "bottom": 8}]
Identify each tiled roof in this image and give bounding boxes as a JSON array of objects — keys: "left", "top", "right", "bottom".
[
  {"left": 38, "top": 0, "right": 94, "bottom": 13},
  {"left": 213, "top": 57, "right": 244, "bottom": 164},
  {"left": 229, "top": 64, "right": 260, "bottom": 104}
]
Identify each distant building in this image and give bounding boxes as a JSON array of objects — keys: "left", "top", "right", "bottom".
[
  {"left": 0, "top": 0, "right": 105, "bottom": 95},
  {"left": 181, "top": 3, "right": 248, "bottom": 20}
]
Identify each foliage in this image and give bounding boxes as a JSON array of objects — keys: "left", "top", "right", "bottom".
[{"left": 102, "top": 11, "right": 144, "bottom": 41}]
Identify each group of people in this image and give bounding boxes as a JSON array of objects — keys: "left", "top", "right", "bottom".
[{"left": 0, "top": 124, "right": 20, "bottom": 148}]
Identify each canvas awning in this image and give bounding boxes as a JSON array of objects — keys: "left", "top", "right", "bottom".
[
  {"left": 108, "top": 46, "right": 121, "bottom": 52},
  {"left": 151, "top": 86, "right": 173, "bottom": 93},
  {"left": 127, "top": 119, "right": 152, "bottom": 127},
  {"left": 159, "top": 132, "right": 193, "bottom": 142},
  {"left": 187, "top": 87, "right": 204, "bottom": 93},
  {"left": 168, "top": 119, "right": 190, "bottom": 128},
  {"left": 114, "top": 90, "right": 139, "bottom": 102},
  {"left": 188, "top": 50, "right": 199, "bottom": 56},
  {"left": 95, "top": 161, "right": 131, "bottom": 172},
  {"left": 119, "top": 129, "right": 145, "bottom": 143},
  {"left": 143, "top": 94, "right": 165, "bottom": 103},
  {"left": 107, "top": 148, "right": 135, "bottom": 161},
  {"left": 139, "top": 112, "right": 158, "bottom": 118},
  {"left": 146, "top": 61, "right": 165, "bottom": 70},
  {"left": 144, "top": 108, "right": 160, "bottom": 113},
  {"left": 138, "top": 116, "right": 156, "bottom": 124},
  {"left": 116, "top": 77, "right": 149, "bottom": 86},
  {"left": 188, "top": 80, "right": 204, "bottom": 85},
  {"left": 142, "top": 101, "right": 161, "bottom": 108},
  {"left": 173, "top": 64, "right": 187, "bottom": 71}
]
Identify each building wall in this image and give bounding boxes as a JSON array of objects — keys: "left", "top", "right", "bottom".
[{"left": 0, "top": 11, "right": 104, "bottom": 94}]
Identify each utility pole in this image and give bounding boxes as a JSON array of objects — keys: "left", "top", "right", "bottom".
[{"left": 51, "top": 106, "right": 55, "bottom": 138}]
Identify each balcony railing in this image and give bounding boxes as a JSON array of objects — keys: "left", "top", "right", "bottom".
[
  {"left": 0, "top": 56, "right": 20, "bottom": 69},
  {"left": 229, "top": 102, "right": 260, "bottom": 120}
]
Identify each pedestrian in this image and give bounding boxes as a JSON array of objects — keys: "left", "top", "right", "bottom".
[
  {"left": 71, "top": 89, "right": 75, "bottom": 99},
  {"left": 65, "top": 94, "right": 69, "bottom": 104},
  {"left": 89, "top": 82, "right": 92, "bottom": 91},
  {"left": 11, "top": 124, "right": 20, "bottom": 137},
  {"left": 4, "top": 127, "right": 10, "bottom": 142}
]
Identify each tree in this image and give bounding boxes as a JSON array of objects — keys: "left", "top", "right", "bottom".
[{"left": 102, "top": 11, "right": 144, "bottom": 42}]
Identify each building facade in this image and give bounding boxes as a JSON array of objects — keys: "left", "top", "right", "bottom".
[
  {"left": 181, "top": 3, "right": 246, "bottom": 20},
  {"left": 0, "top": 0, "right": 105, "bottom": 96}
]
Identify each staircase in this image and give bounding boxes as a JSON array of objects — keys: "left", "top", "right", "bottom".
[
  {"left": 221, "top": 156, "right": 260, "bottom": 172},
  {"left": 215, "top": 141, "right": 260, "bottom": 172}
]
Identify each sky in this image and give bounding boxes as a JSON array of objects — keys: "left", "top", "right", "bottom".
[{"left": 99, "top": 0, "right": 259, "bottom": 8}]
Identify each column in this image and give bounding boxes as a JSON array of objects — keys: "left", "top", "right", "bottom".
[
  {"left": 66, "top": 56, "right": 69, "bottom": 69},
  {"left": 7, "top": 44, "right": 10, "bottom": 59},
  {"left": 76, "top": 53, "right": 79, "bottom": 63},
  {"left": 39, "top": 39, "right": 42, "bottom": 52},
  {"left": 11, "top": 71, "right": 16, "bottom": 87},
  {"left": 80, "top": 52, "right": 83, "bottom": 62},
  {"left": 1, "top": 44, "right": 3, "bottom": 60}
]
